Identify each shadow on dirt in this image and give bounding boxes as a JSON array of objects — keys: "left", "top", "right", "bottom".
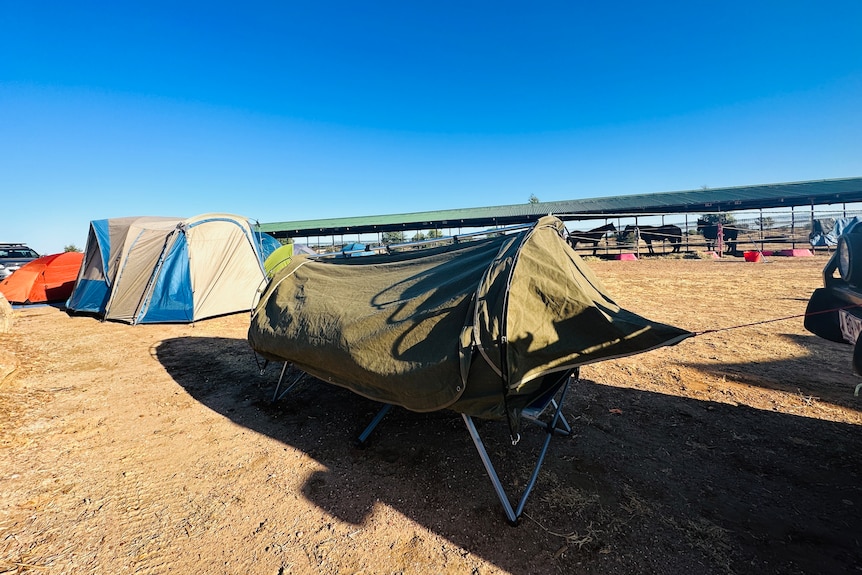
[
  {"left": 684, "top": 332, "right": 861, "bottom": 407},
  {"left": 155, "top": 336, "right": 862, "bottom": 574}
]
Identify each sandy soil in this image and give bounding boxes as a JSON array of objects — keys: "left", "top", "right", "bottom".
[{"left": 1, "top": 254, "right": 860, "bottom": 574}]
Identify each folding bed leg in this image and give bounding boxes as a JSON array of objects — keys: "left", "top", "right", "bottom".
[
  {"left": 272, "top": 362, "right": 305, "bottom": 402},
  {"left": 356, "top": 403, "right": 392, "bottom": 447},
  {"left": 463, "top": 375, "right": 573, "bottom": 525},
  {"left": 515, "top": 416, "right": 561, "bottom": 518},
  {"left": 544, "top": 399, "right": 572, "bottom": 435},
  {"left": 462, "top": 413, "right": 520, "bottom": 525},
  {"left": 271, "top": 362, "right": 289, "bottom": 401}
]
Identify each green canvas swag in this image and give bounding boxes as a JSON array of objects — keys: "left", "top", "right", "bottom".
[{"left": 248, "top": 216, "right": 692, "bottom": 429}]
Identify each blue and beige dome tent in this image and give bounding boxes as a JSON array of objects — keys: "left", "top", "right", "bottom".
[{"left": 67, "top": 213, "right": 279, "bottom": 324}]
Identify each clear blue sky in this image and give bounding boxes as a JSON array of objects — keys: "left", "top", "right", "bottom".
[{"left": 2, "top": 1, "right": 861, "bottom": 254}]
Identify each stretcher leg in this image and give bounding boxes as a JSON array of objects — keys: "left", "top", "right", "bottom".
[
  {"left": 356, "top": 403, "right": 392, "bottom": 446},
  {"left": 272, "top": 362, "right": 305, "bottom": 402},
  {"left": 463, "top": 374, "right": 572, "bottom": 525}
]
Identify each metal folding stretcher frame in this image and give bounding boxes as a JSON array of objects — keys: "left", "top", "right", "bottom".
[{"left": 267, "top": 361, "right": 577, "bottom": 525}]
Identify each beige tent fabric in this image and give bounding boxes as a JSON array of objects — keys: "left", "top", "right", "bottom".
[
  {"left": 187, "top": 215, "right": 267, "bottom": 321},
  {"left": 107, "top": 220, "right": 181, "bottom": 323}
]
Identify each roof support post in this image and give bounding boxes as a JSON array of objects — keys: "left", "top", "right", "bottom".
[
  {"left": 759, "top": 208, "right": 764, "bottom": 249},
  {"left": 791, "top": 206, "right": 796, "bottom": 249},
  {"left": 661, "top": 214, "right": 666, "bottom": 255},
  {"left": 684, "top": 213, "right": 689, "bottom": 253}
]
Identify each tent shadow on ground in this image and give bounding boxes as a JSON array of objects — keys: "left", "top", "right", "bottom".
[
  {"left": 683, "top": 332, "right": 861, "bottom": 407},
  {"left": 155, "top": 335, "right": 862, "bottom": 575}
]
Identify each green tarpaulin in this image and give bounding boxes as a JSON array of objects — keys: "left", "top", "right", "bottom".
[{"left": 248, "top": 216, "right": 691, "bottom": 426}]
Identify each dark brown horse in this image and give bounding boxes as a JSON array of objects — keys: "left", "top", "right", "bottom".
[
  {"left": 623, "top": 224, "right": 682, "bottom": 254},
  {"left": 696, "top": 218, "right": 739, "bottom": 255},
  {"left": 567, "top": 223, "right": 616, "bottom": 255}
]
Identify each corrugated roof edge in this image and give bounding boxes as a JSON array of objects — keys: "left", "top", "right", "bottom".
[{"left": 256, "top": 177, "right": 862, "bottom": 238}]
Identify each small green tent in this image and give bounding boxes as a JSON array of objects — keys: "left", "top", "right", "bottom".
[
  {"left": 248, "top": 216, "right": 691, "bottom": 426},
  {"left": 263, "top": 244, "right": 294, "bottom": 278}
]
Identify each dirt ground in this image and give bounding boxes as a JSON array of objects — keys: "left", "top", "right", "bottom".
[{"left": 1, "top": 254, "right": 861, "bottom": 575}]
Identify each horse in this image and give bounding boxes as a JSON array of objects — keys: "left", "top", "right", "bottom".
[
  {"left": 623, "top": 224, "right": 682, "bottom": 254},
  {"left": 566, "top": 223, "right": 616, "bottom": 255},
  {"left": 697, "top": 218, "right": 739, "bottom": 255}
]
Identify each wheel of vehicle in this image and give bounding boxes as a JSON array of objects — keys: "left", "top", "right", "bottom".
[{"left": 837, "top": 232, "right": 862, "bottom": 286}]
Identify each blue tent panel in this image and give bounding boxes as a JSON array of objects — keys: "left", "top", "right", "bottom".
[
  {"left": 92, "top": 220, "right": 112, "bottom": 280},
  {"left": 255, "top": 232, "right": 281, "bottom": 261},
  {"left": 65, "top": 219, "right": 112, "bottom": 313},
  {"left": 139, "top": 235, "right": 194, "bottom": 323},
  {"left": 65, "top": 278, "right": 110, "bottom": 313}
]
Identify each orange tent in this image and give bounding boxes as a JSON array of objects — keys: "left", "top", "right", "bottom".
[{"left": 0, "top": 252, "right": 84, "bottom": 304}]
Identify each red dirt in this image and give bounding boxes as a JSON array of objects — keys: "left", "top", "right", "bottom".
[{"left": 1, "top": 255, "right": 860, "bottom": 574}]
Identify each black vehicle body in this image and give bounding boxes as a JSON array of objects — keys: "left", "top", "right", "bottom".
[{"left": 804, "top": 221, "right": 862, "bottom": 376}]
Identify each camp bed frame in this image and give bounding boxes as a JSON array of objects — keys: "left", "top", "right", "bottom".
[{"left": 270, "top": 362, "right": 576, "bottom": 525}]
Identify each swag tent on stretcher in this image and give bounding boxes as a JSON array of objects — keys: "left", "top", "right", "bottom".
[{"left": 249, "top": 216, "right": 692, "bottom": 522}]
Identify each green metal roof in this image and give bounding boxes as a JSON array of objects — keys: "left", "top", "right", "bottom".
[{"left": 257, "top": 177, "right": 862, "bottom": 238}]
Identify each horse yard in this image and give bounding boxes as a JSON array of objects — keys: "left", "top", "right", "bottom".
[{"left": 1, "top": 254, "right": 860, "bottom": 574}]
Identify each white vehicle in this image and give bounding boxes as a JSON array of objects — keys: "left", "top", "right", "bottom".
[{"left": 0, "top": 243, "right": 41, "bottom": 280}]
